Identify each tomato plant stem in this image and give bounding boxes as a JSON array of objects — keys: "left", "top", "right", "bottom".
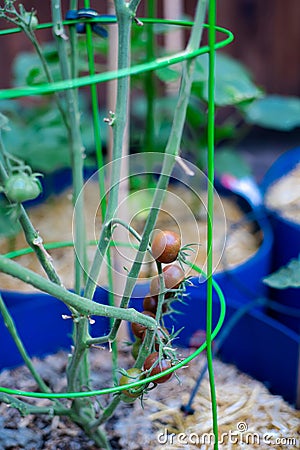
[
  {"left": 207, "top": 0, "right": 219, "bottom": 447},
  {"left": 0, "top": 254, "right": 156, "bottom": 329}
]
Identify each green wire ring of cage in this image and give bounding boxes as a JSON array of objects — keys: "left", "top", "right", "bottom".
[
  {"left": 0, "top": 18, "right": 234, "bottom": 100},
  {"left": 0, "top": 16, "right": 230, "bottom": 399},
  {"left": 0, "top": 241, "right": 226, "bottom": 399}
]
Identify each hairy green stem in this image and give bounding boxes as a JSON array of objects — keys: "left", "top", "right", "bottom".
[
  {"left": 129, "top": 0, "right": 142, "bottom": 14},
  {"left": 134, "top": 327, "right": 155, "bottom": 369},
  {"left": 89, "top": 395, "right": 121, "bottom": 431},
  {"left": 0, "top": 392, "right": 70, "bottom": 416},
  {"left": 0, "top": 255, "right": 156, "bottom": 330}
]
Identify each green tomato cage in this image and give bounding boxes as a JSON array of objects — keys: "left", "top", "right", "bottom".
[{"left": 0, "top": 1, "right": 233, "bottom": 447}]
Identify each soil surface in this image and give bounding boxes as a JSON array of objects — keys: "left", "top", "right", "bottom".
[{"left": 0, "top": 347, "right": 299, "bottom": 450}]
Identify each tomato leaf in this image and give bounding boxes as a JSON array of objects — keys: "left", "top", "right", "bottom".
[
  {"left": 215, "top": 147, "right": 252, "bottom": 179},
  {"left": 243, "top": 95, "right": 300, "bottom": 131},
  {"left": 193, "top": 53, "right": 262, "bottom": 106},
  {"left": 0, "top": 202, "right": 21, "bottom": 238},
  {"left": 156, "top": 67, "right": 181, "bottom": 83},
  {"left": 263, "top": 256, "right": 300, "bottom": 289}
]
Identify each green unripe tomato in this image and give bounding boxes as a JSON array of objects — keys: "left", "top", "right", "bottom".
[
  {"left": 119, "top": 368, "right": 145, "bottom": 400},
  {"left": 23, "top": 12, "right": 39, "bottom": 29},
  {"left": 5, "top": 173, "right": 42, "bottom": 203},
  {"left": 131, "top": 338, "right": 142, "bottom": 360}
]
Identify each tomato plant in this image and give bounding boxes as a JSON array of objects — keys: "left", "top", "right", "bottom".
[
  {"left": 143, "top": 352, "right": 173, "bottom": 383},
  {"left": 151, "top": 230, "right": 181, "bottom": 263}
]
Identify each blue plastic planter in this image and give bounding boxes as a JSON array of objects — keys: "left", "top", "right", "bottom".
[
  {"left": 261, "top": 147, "right": 300, "bottom": 333},
  {"left": 0, "top": 287, "right": 110, "bottom": 370},
  {"left": 211, "top": 203, "right": 273, "bottom": 307}
]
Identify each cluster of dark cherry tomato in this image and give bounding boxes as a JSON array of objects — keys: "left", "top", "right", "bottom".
[{"left": 119, "top": 230, "right": 185, "bottom": 400}]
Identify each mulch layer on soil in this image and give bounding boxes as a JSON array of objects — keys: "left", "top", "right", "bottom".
[{"left": 0, "top": 347, "right": 299, "bottom": 450}]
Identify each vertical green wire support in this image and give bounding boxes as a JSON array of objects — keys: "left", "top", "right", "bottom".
[
  {"left": 69, "top": 0, "right": 79, "bottom": 80},
  {"left": 144, "top": 0, "right": 157, "bottom": 188},
  {"left": 207, "top": 0, "right": 219, "bottom": 448},
  {"left": 144, "top": 0, "right": 156, "bottom": 170},
  {"left": 83, "top": 0, "right": 118, "bottom": 380}
]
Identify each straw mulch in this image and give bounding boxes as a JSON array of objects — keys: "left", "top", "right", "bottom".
[{"left": 0, "top": 348, "right": 298, "bottom": 449}]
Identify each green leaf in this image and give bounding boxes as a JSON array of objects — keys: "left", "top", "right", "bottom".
[
  {"left": 243, "top": 95, "right": 300, "bottom": 131},
  {"left": 193, "top": 53, "right": 262, "bottom": 106},
  {"left": 186, "top": 97, "right": 206, "bottom": 129},
  {"left": 0, "top": 203, "right": 21, "bottom": 238},
  {"left": 0, "top": 113, "right": 9, "bottom": 130},
  {"left": 263, "top": 256, "right": 300, "bottom": 289},
  {"left": 214, "top": 147, "right": 252, "bottom": 178},
  {"left": 156, "top": 67, "right": 181, "bottom": 83}
]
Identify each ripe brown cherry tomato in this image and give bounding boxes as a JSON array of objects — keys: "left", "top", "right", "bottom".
[
  {"left": 143, "top": 293, "right": 167, "bottom": 314},
  {"left": 131, "top": 311, "right": 156, "bottom": 339},
  {"left": 150, "top": 264, "right": 185, "bottom": 297},
  {"left": 151, "top": 230, "right": 181, "bottom": 263},
  {"left": 143, "top": 352, "right": 172, "bottom": 383},
  {"left": 143, "top": 294, "right": 158, "bottom": 314}
]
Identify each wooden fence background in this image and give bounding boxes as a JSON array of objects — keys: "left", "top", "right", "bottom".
[{"left": 0, "top": 0, "right": 299, "bottom": 96}]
